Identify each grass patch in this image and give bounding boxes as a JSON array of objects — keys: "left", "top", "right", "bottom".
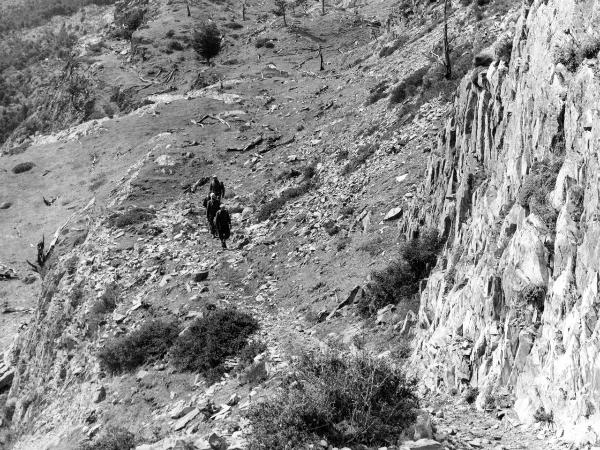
[
  {"left": 247, "top": 351, "right": 418, "bottom": 448},
  {"left": 553, "top": 35, "right": 600, "bottom": 72},
  {"left": 106, "top": 207, "right": 155, "bottom": 228},
  {"left": 358, "top": 230, "right": 442, "bottom": 317},
  {"left": 170, "top": 308, "right": 259, "bottom": 382},
  {"left": 98, "top": 319, "right": 180, "bottom": 373}
]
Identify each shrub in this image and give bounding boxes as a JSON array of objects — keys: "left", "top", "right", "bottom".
[
  {"left": 238, "top": 340, "right": 267, "bottom": 365},
  {"left": 533, "top": 406, "right": 553, "bottom": 423},
  {"left": 255, "top": 37, "right": 274, "bottom": 48},
  {"left": 388, "top": 66, "right": 429, "bottom": 107},
  {"left": 223, "top": 22, "right": 243, "bottom": 30},
  {"left": 378, "top": 36, "right": 408, "bottom": 58},
  {"left": 246, "top": 351, "right": 418, "bottom": 448},
  {"left": 365, "top": 81, "right": 389, "bottom": 106},
  {"left": 494, "top": 34, "right": 513, "bottom": 63},
  {"left": 192, "top": 22, "right": 221, "bottom": 63},
  {"left": 522, "top": 284, "right": 546, "bottom": 312},
  {"left": 79, "top": 426, "right": 135, "bottom": 450},
  {"left": 90, "top": 282, "right": 119, "bottom": 315},
  {"left": 359, "top": 230, "right": 442, "bottom": 316},
  {"left": 464, "top": 386, "right": 479, "bottom": 404},
  {"left": 168, "top": 40, "right": 184, "bottom": 51},
  {"left": 170, "top": 309, "right": 259, "bottom": 381},
  {"left": 517, "top": 159, "right": 562, "bottom": 227},
  {"left": 114, "top": 6, "right": 145, "bottom": 39},
  {"left": 12, "top": 162, "right": 34, "bottom": 174},
  {"left": 98, "top": 319, "right": 180, "bottom": 373},
  {"left": 552, "top": 35, "right": 600, "bottom": 73},
  {"left": 106, "top": 207, "right": 155, "bottom": 228}
]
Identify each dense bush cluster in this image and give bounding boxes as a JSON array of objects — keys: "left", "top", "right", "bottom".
[
  {"left": 98, "top": 309, "right": 261, "bottom": 382},
  {"left": 106, "top": 207, "right": 156, "bottom": 228},
  {"left": 359, "top": 229, "right": 442, "bottom": 316},
  {"left": 553, "top": 35, "right": 600, "bottom": 72},
  {"left": 98, "top": 320, "right": 180, "bottom": 373},
  {"left": 517, "top": 159, "right": 562, "bottom": 228},
  {"left": 247, "top": 351, "right": 418, "bottom": 448}
]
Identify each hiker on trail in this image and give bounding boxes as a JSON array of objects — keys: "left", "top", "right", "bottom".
[
  {"left": 215, "top": 204, "right": 231, "bottom": 249},
  {"left": 206, "top": 193, "right": 221, "bottom": 238},
  {"left": 209, "top": 175, "right": 225, "bottom": 200}
]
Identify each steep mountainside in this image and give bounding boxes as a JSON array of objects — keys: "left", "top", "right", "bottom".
[
  {"left": 5, "top": 0, "right": 599, "bottom": 448},
  {"left": 404, "top": 0, "right": 600, "bottom": 445}
]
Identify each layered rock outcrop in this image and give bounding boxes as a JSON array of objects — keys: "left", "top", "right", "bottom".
[{"left": 404, "top": 0, "right": 600, "bottom": 444}]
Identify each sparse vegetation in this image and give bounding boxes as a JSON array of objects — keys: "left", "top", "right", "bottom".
[
  {"left": 79, "top": 426, "right": 135, "bottom": 450},
  {"left": 90, "top": 282, "right": 119, "bottom": 315},
  {"left": 247, "top": 351, "right": 418, "bottom": 448},
  {"left": 341, "top": 143, "right": 379, "bottom": 175},
  {"left": 256, "top": 179, "right": 314, "bottom": 222},
  {"left": 358, "top": 230, "right": 442, "bottom": 316},
  {"left": 113, "top": 5, "right": 146, "bottom": 40},
  {"left": 98, "top": 319, "right": 180, "bottom": 373},
  {"left": 192, "top": 22, "right": 222, "bottom": 64},
  {"left": 464, "top": 386, "right": 479, "bottom": 404},
  {"left": 521, "top": 284, "right": 546, "bottom": 313},
  {"left": 106, "top": 207, "right": 156, "bottom": 228}
]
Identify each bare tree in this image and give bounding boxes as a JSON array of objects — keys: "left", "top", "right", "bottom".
[
  {"left": 321, "top": 0, "right": 325, "bottom": 15},
  {"left": 443, "top": 0, "right": 451, "bottom": 79},
  {"left": 318, "top": 44, "right": 324, "bottom": 70},
  {"left": 274, "top": 0, "right": 288, "bottom": 26},
  {"left": 242, "top": 0, "right": 247, "bottom": 20}
]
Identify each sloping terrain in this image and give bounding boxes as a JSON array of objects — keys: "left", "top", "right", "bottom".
[{"left": 1, "top": 0, "right": 588, "bottom": 449}]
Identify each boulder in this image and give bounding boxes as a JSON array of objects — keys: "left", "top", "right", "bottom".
[
  {"left": 413, "top": 412, "right": 434, "bottom": 440},
  {"left": 0, "top": 202, "right": 11, "bottom": 210},
  {"left": 172, "top": 408, "right": 200, "bottom": 431},
  {"left": 383, "top": 206, "right": 403, "bottom": 221},
  {"left": 93, "top": 385, "right": 106, "bottom": 404}
]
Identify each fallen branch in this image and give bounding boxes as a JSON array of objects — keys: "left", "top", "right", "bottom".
[
  {"left": 227, "top": 135, "right": 264, "bottom": 152},
  {"left": 258, "top": 135, "right": 295, "bottom": 154}
]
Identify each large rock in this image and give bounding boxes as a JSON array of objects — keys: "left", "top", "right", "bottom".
[
  {"left": 400, "top": 439, "right": 443, "bottom": 450},
  {"left": 172, "top": 408, "right": 200, "bottom": 431}
]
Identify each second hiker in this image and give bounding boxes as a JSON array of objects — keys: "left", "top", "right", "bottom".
[
  {"left": 206, "top": 193, "right": 221, "bottom": 238},
  {"left": 215, "top": 204, "right": 231, "bottom": 249}
]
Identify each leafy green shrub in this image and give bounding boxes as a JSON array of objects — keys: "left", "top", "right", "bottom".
[
  {"left": 553, "top": 35, "right": 600, "bottom": 72},
  {"left": 255, "top": 37, "right": 275, "bottom": 48},
  {"left": 106, "top": 207, "right": 155, "bottom": 228},
  {"left": 113, "top": 6, "right": 145, "bottom": 39},
  {"left": 238, "top": 340, "right": 267, "bottom": 365},
  {"left": 192, "top": 22, "right": 222, "bottom": 63},
  {"left": 517, "top": 159, "right": 562, "bottom": 227},
  {"left": 79, "top": 426, "right": 135, "bottom": 450},
  {"left": 388, "top": 66, "right": 429, "bottom": 107},
  {"left": 98, "top": 320, "right": 180, "bottom": 373},
  {"left": 168, "top": 40, "right": 184, "bottom": 51},
  {"left": 359, "top": 230, "right": 442, "bottom": 316},
  {"left": 379, "top": 36, "right": 408, "bottom": 58},
  {"left": 494, "top": 34, "right": 513, "bottom": 63},
  {"left": 170, "top": 309, "right": 259, "bottom": 381},
  {"left": 246, "top": 351, "right": 418, "bottom": 448},
  {"left": 365, "top": 81, "right": 389, "bottom": 106},
  {"left": 12, "top": 162, "right": 34, "bottom": 174}
]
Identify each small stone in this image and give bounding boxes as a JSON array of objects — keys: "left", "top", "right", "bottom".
[
  {"left": 227, "top": 393, "right": 240, "bottom": 406},
  {"left": 0, "top": 202, "right": 11, "bottom": 210},
  {"left": 172, "top": 408, "right": 200, "bottom": 431},
  {"left": 208, "top": 432, "right": 227, "bottom": 450}
]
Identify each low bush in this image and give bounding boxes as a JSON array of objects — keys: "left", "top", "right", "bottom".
[
  {"left": 255, "top": 37, "right": 274, "bottom": 48},
  {"left": 79, "top": 426, "right": 135, "bottom": 450},
  {"left": 365, "top": 81, "right": 389, "bottom": 106},
  {"left": 106, "top": 207, "right": 156, "bottom": 228},
  {"left": 359, "top": 229, "right": 442, "bottom": 316},
  {"left": 12, "top": 162, "right": 34, "bottom": 174},
  {"left": 388, "top": 66, "right": 429, "bottom": 107},
  {"left": 522, "top": 284, "right": 546, "bottom": 313},
  {"left": 98, "top": 319, "right": 180, "bottom": 373},
  {"left": 378, "top": 36, "right": 408, "bottom": 58},
  {"left": 223, "top": 22, "right": 243, "bottom": 30},
  {"left": 113, "top": 6, "right": 145, "bottom": 40},
  {"left": 246, "top": 351, "right": 418, "bottom": 448},
  {"left": 517, "top": 159, "right": 562, "bottom": 227},
  {"left": 464, "top": 386, "right": 479, "bottom": 404},
  {"left": 168, "top": 40, "right": 184, "bottom": 51},
  {"left": 170, "top": 309, "right": 259, "bottom": 382},
  {"left": 90, "top": 282, "right": 119, "bottom": 315}
]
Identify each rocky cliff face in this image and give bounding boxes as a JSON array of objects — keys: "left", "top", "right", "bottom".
[{"left": 405, "top": 0, "right": 600, "bottom": 444}]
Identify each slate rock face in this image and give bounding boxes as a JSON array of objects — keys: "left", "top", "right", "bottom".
[{"left": 401, "top": 0, "right": 600, "bottom": 444}]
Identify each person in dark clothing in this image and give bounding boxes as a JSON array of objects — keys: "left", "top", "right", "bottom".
[
  {"left": 206, "top": 193, "right": 221, "bottom": 238},
  {"left": 209, "top": 175, "right": 225, "bottom": 200},
  {"left": 215, "top": 205, "right": 231, "bottom": 249}
]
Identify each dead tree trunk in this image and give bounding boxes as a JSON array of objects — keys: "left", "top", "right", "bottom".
[
  {"left": 321, "top": 0, "right": 325, "bottom": 15},
  {"left": 242, "top": 1, "right": 246, "bottom": 20},
  {"left": 443, "top": 0, "right": 451, "bottom": 79},
  {"left": 186, "top": 1, "right": 191, "bottom": 16},
  {"left": 318, "top": 45, "right": 324, "bottom": 71}
]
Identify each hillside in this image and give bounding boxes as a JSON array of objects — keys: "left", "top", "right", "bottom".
[{"left": 0, "top": 0, "right": 596, "bottom": 449}]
